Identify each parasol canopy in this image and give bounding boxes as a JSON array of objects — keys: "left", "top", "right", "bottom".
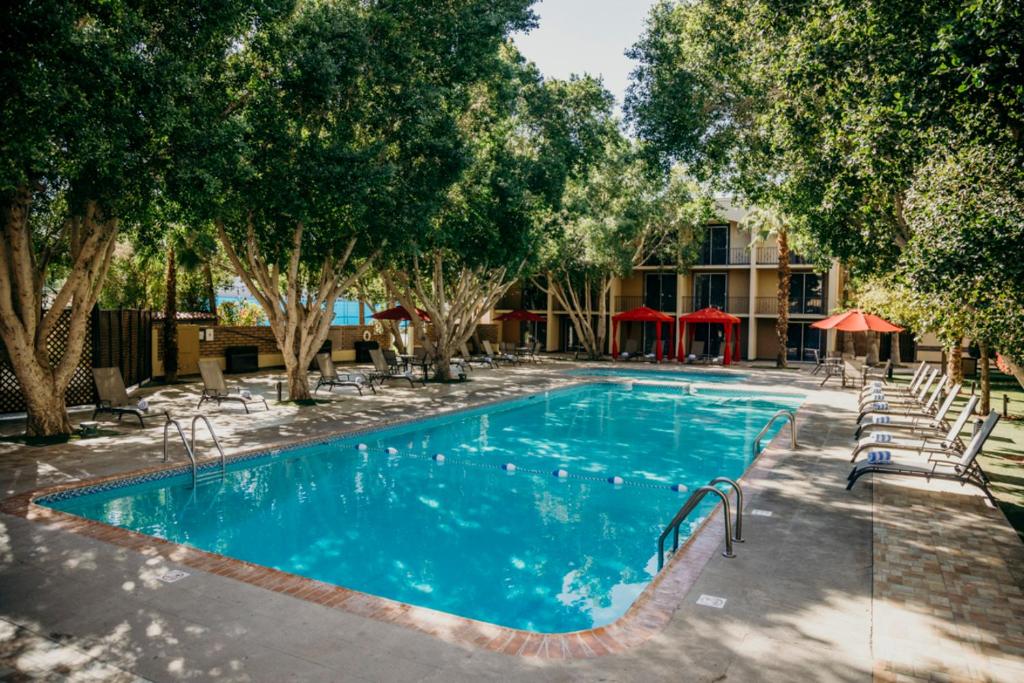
[{"left": 810, "top": 310, "right": 903, "bottom": 333}]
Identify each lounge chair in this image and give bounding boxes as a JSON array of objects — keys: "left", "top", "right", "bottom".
[
  {"left": 197, "top": 359, "right": 269, "bottom": 412},
  {"left": 618, "top": 338, "right": 639, "bottom": 361},
  {"left": 483, "top": 340, "right": 519, "bottom": 366},
  {"left": 855, "top": 383, "right": 962, "bottom": 439},
  {"left": 369, "top": 348, "right": 416, "bottom": 387},
  {"left": 850, "top": 395, "right": 979, "bottom": 462},
  {"left": 860, "top": 361, "right": 927, "bottom": 399},
  {"left": 642, "top": 340, "right": 661, "bottom": 363},
  {"left": 314, "top": 353, "right": 374, "bottom": 396},
  {"left": 92, "top": 367, "right": 158, "bottom": 427},
  {"left": 684, "top": 340, "right": 707, "bottom": 364},
  {"left": 846, "top": 411, "right": 999, "bottom": 504},
  {"left": 857, "top": 370, "right": 943, "bottom": 422},
  {"left": 858, "top": 369, "right": 942, "bottom": 412},
  {"left": 459, "top": 341, "right": 495, "bottom": 369}
]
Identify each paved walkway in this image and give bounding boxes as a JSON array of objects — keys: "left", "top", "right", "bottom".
[{"left": 0, "top": 362, "right": 1020, "bottom": 681}]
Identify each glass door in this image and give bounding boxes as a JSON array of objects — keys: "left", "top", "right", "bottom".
[
  {"left": 701, "top": 224, "right": 730, "bottom": 264},
  {"left": 694, "top": 273, "right": 728, "bottom": 310}
]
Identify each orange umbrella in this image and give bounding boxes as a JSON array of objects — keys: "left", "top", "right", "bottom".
[{"left": 810, "top": 310, "right": 903, "bottom": 333}]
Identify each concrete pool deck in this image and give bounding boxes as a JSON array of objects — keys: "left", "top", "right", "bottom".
[{"left": 1, "top": 361, "right": 1021, "bottom": 681}]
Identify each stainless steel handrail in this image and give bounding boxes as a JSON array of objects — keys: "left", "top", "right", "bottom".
[
  {"left": 658, "top": 484, "right": 736, "bottom": 570},
  {"left": 163, "top": 418, "right": 198, "bottom": 487},
  {"left": 190, "top": 415, "right": 225, "bottom": 477},
  {"left": 752, "top": 409, "right": 798, "bottom": 458},
  {"left": 708, "top": 477, "right": 744, "bottom": 543},
  {"left": 162, "top": 415, "right": 225, "bottom": 487}
]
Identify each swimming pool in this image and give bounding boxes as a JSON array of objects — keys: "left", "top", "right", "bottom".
[
  {"left": 43, "top": 382, "right": 801, "bottom": 633},
  {"left": 565, "top": 367, "right": 748, "bottom": 383}
]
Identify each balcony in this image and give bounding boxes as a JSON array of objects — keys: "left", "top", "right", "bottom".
[
  {"left": 613, "top": 296, "right": 750, "bottom": 315},
  {"left": 755, "top": 296, "right": 825, "bottom": 315},
  {"left": 755, "top": 247, "right": 810, "bottom": 265},
  {"left": 696, "top": 247, "right": 751, "bottom": 266}
]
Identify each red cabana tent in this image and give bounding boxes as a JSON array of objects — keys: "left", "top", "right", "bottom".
[
  {"left": 494, "top": 309, "right": 546, "bottom": 322},
  {"left": 612, "top": 306, "right": 674, "bottom": 361},
  {"left": 678, "top": 307, "right": 742, "bottom": 365},
  {"left": 371, "top": 305, "right": 430, "bottom": 321}
]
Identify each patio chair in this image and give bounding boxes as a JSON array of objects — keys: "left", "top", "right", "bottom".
[
  {"left": 459, "top": 341, "right": 495, "bottom": 369},
  {"left": 808, "top": 349, "right": 824, "bottom": 374},
  {"left": 92, "top": 367, "right": 159, "bottom": 427},
  {"left": 483, "top": 340, "right": 519, "bottom": 366},
  {"left": 642, "top": 340, "right": 662, "bottom": 363},
  {"left": 846, "top": 411, "right": 999, "bottom": 504},
  {"left": 314, "top": 353, "right": 375, "bottom": 396},
  {"left": 369, "top": 348, "right": 416, "bottom": 387},
  {"left": 855, "top": 383, "right": 962, "bottom": 440},
  {"left": 850, "top": 395, "right": 979, "bottom": 462},
  {"left": 863, "top": 359, "right": 893, "bottom": 385},
  {"left": 197, "top": 359, "right": 269, "bottom": 413}
]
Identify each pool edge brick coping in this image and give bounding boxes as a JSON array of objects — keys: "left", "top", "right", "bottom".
[{"left": 1, "top": 379, "right": 799, "bottom": 660}]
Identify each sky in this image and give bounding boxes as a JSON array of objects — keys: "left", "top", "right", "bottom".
[{"left": 512, "top": 0, "right": 659, "bottom": 115}]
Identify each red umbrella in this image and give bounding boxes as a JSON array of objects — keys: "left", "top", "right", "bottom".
[
  {"left": 372, "top": 305, "right": 430, "bottom": 321},
  {"left": 495, "top": 309, "right": 546, "bottom": 322},
  {"left": 810, "top": 310, "right": 903, "bottom": 333}
]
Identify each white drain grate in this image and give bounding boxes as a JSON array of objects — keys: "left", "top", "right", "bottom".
[
  {"left": 158, "top": 570, "right": 190, "bottom": 583},
  {"left": 696, "top": 594, "right": 727, "bottom": 609}
]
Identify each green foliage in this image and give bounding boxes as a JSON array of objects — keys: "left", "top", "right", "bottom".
[
  {"left": 1, "top": 0, "right": 287, "bottom": 243},
  {"left": 177, "top": 0, "right": 536, "bottom": 275},
  {"left": 218, "top": 300, "right": 268, "bottom": 326},
  {"left": 98, "top": 240, "right": 231, "bottom": 311}
]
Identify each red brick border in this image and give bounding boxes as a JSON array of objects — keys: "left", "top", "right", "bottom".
[{"left": 2, "top": 405, "right": 794, "bottom": 659}]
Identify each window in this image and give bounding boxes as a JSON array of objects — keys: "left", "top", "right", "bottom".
[
  {"left": 694, "top": 273, "right": 728, "bottom": 310},
  {"left": 786, "top": 322, "right": 825, "bottom": 361},
  {"left": 644, "top": 273, "right": 677, "bottom": 312},
  {"left": 789, "top": 273, "right": 824, "bottom": 314},
  {"left": 700, "top": 224, "right": 730, "bottom": 265}
]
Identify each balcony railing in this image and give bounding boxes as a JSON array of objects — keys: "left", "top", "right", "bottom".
[
  {"left": 755, "top": 248, "right": 809, "bottom": 265},
  {"left": 697, "top": 247, "right": 751, "bottom": 266},
  {"left": 755, "top": 296, "right": 825, "bottom": 315},
  {"left": 613, "top": 296, "right": 751, "bottom": 315}
]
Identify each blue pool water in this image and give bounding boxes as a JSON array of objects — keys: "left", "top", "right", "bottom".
[
  {"left": 566, "top": 367, "right": 748, "bottom": 383},
  {"left": 46, "top": 382, "right": 801, "bottom": 633}
]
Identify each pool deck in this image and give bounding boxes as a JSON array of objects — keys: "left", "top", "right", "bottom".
[{"left": 1, "top": 361, "right": 1022, "bottom": 682}]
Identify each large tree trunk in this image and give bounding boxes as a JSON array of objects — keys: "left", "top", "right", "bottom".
[
  {"left": 385, "top": 255, "right": 515, "bottom": 381},
  {"left": 842, "top": 330, "right": 856, "bottom": 357},
  {"left": 1002, "top": 354, "right": 1024, "bottom": 393},
  {"left": 163, "top": 247, "right": 179, "bottom": 383},
  {"left": 775, "top": 230, "right": 791, "bottom": 368},
  {"left": 0, "top": 189, "right": 118, "bottom": 437},
  {"left": 946, "top": 341, "right": 964, "bottom": 387},
  {"left": 890, "top": 332, "right": 903, "bottom": 365},
  {"left": 865, "top": 331, "right": 879, "bottom": 365},
  {"left": 217, "top": 219, "right": 374, "bottom": 402},
  {"left": 204, "top": 262, "right": 217, "bottom": 323},
  {"left": 979, "top": 341, "right": 990, "bottom": 414}
]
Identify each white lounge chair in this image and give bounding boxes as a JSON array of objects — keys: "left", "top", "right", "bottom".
[
  {"left": 850, "top": 395, "right": 979, "bottom": 462},
  {"left": 846, "top": 411, "right": 999, "bottom": 504},
  {"left": 855, "top": 383, "right": 962, "bottom": 440}
]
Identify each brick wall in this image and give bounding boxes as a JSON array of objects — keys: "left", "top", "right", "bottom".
[{"left": 155, "top": 324, "right": 389, "bottom": 362}]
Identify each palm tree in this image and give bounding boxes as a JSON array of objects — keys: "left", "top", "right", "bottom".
[{"left": 743, "top": 206, "right": 791, "bottom": 368}]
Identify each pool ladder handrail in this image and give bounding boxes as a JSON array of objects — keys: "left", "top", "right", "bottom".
[
  {"left": 162, "top": 415, "right": 226, "bottom": 487},
  {"left": 657, "top": 477, "right": 744, "bottom": 571},
  {"left": 752, "top": 409, "right": 798, "bottom": 458}
]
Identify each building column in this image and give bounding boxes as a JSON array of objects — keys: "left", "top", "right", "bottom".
[
  {"left": 747, "top": 239, "right": 759, "bottom": 360},
  {"left": 826, "top": 262, "right": 841, "bottom": 354}
]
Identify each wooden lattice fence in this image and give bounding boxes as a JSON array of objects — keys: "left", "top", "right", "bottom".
[{"left": 0, "top": 307, "right": 152, "bottom": 414}]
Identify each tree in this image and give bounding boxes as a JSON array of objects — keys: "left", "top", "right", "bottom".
[
  {"left": 0, "top": 0, "right": 276, "bottom": 436},
  {"left": 741, "top": 207, "right": 791, "bottom": 368},
  {"left": 179, "top": 1, "right": 535, "bottom": 398}
]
